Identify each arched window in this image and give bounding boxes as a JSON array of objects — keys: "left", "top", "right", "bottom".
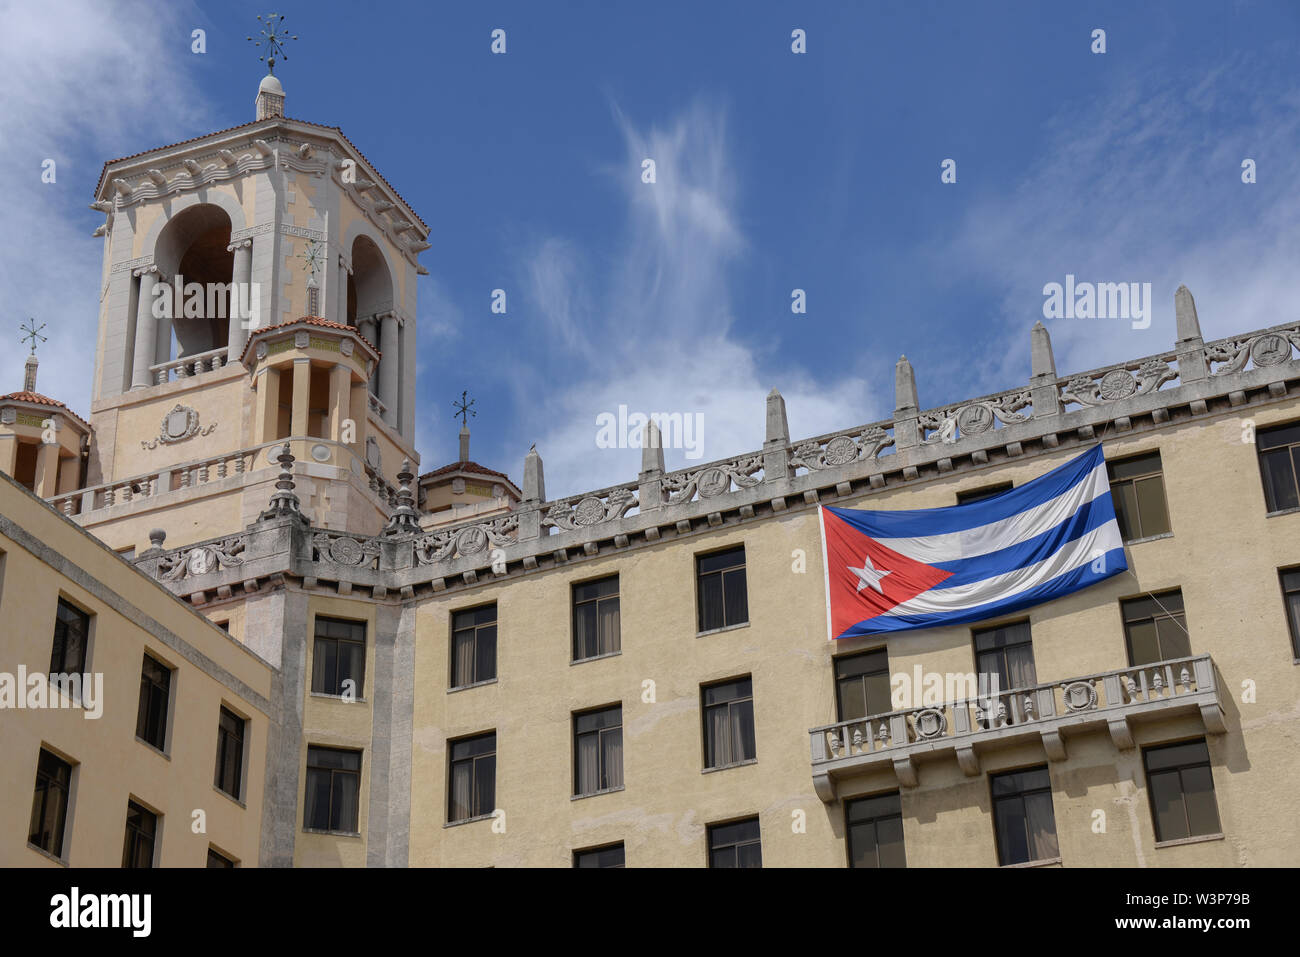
[{"left": 152, "top": 204, "right": 235, "bottom": 361}]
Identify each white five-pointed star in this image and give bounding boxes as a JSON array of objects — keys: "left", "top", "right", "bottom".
[{"left": 848, "top": 554, "right": 891, "bottom": 594}]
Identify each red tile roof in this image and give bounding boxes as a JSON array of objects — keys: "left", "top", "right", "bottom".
[
  {"left": 241, "top": 316, "right": 379, "bottom": 361},
  {"left": 95, "top": 115, "right": 428, "bottom": 231},
  {"left": 419, "top": 460, "right": 514, "bottom": 484},
  {"left": 0, "top": 392, "right": 90, "bottom": 429}
]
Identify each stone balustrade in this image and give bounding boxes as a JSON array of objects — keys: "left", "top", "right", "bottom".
[
  {"left": 126, "top": 299, "right": 1299, "bottom": 606},
  {"left": 150, "top": 346, "right": 229, "bottom": 384},
  {"left": 808, "top": 655, "right": 1227, "bottom": 801}
]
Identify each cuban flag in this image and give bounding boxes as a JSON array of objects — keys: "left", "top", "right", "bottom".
[{"left": 819, "top": 445, "right": 1127, "bottom": 639}]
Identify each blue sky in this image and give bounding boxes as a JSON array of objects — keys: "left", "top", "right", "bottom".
[{"left": 4, "top": 0, "right": 1299, "bottom": 497}]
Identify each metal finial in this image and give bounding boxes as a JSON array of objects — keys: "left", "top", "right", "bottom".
[
  {"left": 248, "top": 13, "right": 298, "bottom": 75},
  {"left": 20, "top": 318, "right": 46, "bottom": 356},
  {"left": 453, "top": 390, "right": 477, "bottom": 427},
  {"left": 300, "top": 238, "right": 324, "bottom": 278}
]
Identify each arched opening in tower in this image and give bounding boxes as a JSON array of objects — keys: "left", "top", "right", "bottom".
[{"left": 153, "top": 204, "right": 235, "bottom": 361}]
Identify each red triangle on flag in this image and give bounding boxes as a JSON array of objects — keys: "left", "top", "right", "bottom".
[{"left": 822, "top": 508, "right": 954, "bottom": 639}]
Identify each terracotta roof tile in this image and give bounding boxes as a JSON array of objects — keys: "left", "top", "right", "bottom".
[
  {"left": 419, "top": 460, "right": 514, "bottom": 484},
  {"left": 241, "top": 316, "right": 379, "bottom": 360},
  {"left": 95, "top": 115, "right": 428, "bottom": 231},
  {"left": 0, "top": 391, "right": 90, "bottom": 429}
]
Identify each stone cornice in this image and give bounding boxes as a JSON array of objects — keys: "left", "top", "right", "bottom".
[{"left": 137, "top": 318, "right": 1300, "bottom": 610}]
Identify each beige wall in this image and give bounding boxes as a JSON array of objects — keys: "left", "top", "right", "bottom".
[
  {"left": 0, "top": 474, "right": 273, "bottom": 867},
  {"left": 407, "top": 401, "right": 1300, "bottom": 866}
]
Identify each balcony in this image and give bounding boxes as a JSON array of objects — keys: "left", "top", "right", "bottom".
[{"left": 809, "top": 655, "right": 1226, "bottom": 802}]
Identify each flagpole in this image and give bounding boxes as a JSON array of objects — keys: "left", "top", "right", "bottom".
[{"left": 818, "top": 505, "right": 834, "bottom": 642}]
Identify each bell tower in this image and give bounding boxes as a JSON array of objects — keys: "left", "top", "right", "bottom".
[{"left": 67, "top": 51, "right": 430, "bottom": 553}]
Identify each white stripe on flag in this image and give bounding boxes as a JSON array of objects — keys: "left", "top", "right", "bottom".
[
  {"left": 872, "top": 461, "right": 1112, "bottom": 564},
  {"left": 878, "top": 519, "right": 1123, "bottom": 619}
]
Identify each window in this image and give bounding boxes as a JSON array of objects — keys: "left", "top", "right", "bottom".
[
  {"left": 697, "top": 545, "right": 748, "bottom": 632},
  {"left": 1281, "top": 568, "right": 1300, "bottom": 658},
  {"left": 1107, "top": 451, "right": 1172, "bottom": 540},
  {"left": 50, "top": 597, "right": 89, "bottom": 676},
  {"left": 311, "top": 616, "right": 365, "bottom": 697},
  {"left": 214, "top": 620, "right": 230, "bottom": 633},
  {"left": 573, "top": 843, "right": 625, "bottom": 868},
  {"left": 707, "top": 817, "right": 762, "bottom": 868},
  {"left": 450, "top": 605, "right": 497, "bottom": 688},
  {"left": 135, "top": 653, "right": 171, "bottom": 752},
  {"left": 702, "top": 677, "right": 756, "bottom": 769},
  {"left": 572, "top": 576, "right": 620, "bottom": 661},
  {"left": 448, "top": 732, "right": 496, "bottom": 823},
  {"left": 973, "top": 621, "right": 1037, "bottom": 695},
  {"left": 1122, "top": 591, "right": 1190, "bottom": 666},
  {"left": 303, "top": 746, "right": 361, "bottom": 833},
  {"left": 574, "top": 705, "right": 623, "bottom": 796},
  {"left": 122, "top": 801, "right": 158, "bottom": 868},
  {"left": 206, "top": 847, "right": 237, "bottom": 868},
  {"left": 214, "top": 707, "right": 246, "bottom": 800},
  {"left": 28, "top": 749, "right": 72, "bottom": 858},
  {"left": 1144, "top": 739, "right": 1221, "bottom": 843},
  {"left": 846, "top": 792, "right": 906, "bottom": 868},
  {"left": 957, "top": 482, "right": 1012, "bottom": 505},
  {"left": 991, "top": 766, "right": 1058, "bottom": 866},
  {"left": 1257, "top": 421, "right": 1300, "bottom": 512},
  {"left": 835, "top": 650, "right": 891, "bottom": 721}
]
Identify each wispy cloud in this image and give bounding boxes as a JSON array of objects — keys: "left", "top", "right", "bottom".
[
  {"left": 508, "top": 98, "right": 875, "bottom": 498},
  {"left": 943, "top": 51, "right": 1300, "bottom": 399},
  {"left": 0, "top": 0, "right": 207, "bottom": 412}
]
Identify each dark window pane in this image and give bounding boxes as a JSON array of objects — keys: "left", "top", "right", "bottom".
[
  {"left": 29, "top": 750, "right": 72, "bottom": 857},
  {"left": 698, "top": 574, "right": 724, "bottom": 631},
  {"left": 1148, "top": 769, "right": 1186, "bottom": 841},
  {"left": 574, "top": 844, "right": 625, "bottom": 868},
  {"left": 122, "top": 802, "right": 157, "bottom": 869},
  {"left": 1257, "top": 421, "right": 1300, "bottom": 451},
  {"left": 1260, "top": 447, "right": 1300, "bottom": 511},
  {"left": 573, "top": 602, "right": 598, "bottom": 660},
  {"left": 1134, "top": 476, "right": 1171, "bottom": 537},
  {"left": 699, "top": 547, "right": 745, "bottom": 575},
  {"left": 476, "top": 625, "right": 497, "bottom": 682},
  {"left": 1108, "top": 451, "right": 1162, "bottom": 482},
  {"left": 206, "top": 848, "right": 235, "bottom": 868},
  {"left": 51, "top": 599, "right": 89, "bottom": 675},
  {"left": 837, "top": 676, "right": 868, "bottom": 722},
  {"left": 135, "top": 654, "right": 170, "bottom": 750},
  {"left": 723, "top": 567, "right": 749, "bottom": 626},
  {"left": 1180, "top": 766, "right": 1221, "bottom": 837},
  {"left": 1144, "top": 739, "right": 1220, "bottom": 842},
  {"left": 736, "top": 842, "right": 763, "bottom": 868}
]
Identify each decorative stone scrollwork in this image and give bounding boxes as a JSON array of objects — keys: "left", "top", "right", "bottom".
[
  {"left": 790, "top": 426, "right": 894, "bottom": 471},
  {"left": 414, "top": 515, "right": 519, "bottom": 565},
  {"left": 542, "top": 487, "right": 638, "bottom": 531},
  {"left": 913, "top": 708, "right": 947, "bottom": 739},
  {"left": 1207, "top": 330, "right": 1299, "bottom": 376},
  {"left": 158, "top": 536, "right": 245, "bottom": 581},
  {"left": 311, "top": 532, "right": 380, "bottom": 569},
  {"left": 1060, "top": 359, "right": 1177, "bottom": 408},
  {"left": 661, "top": 456, "right": 763, "bottom": 505},
  {"left": 141, "top": 404, "right": 216, "bottom": 450},
  {"left": 1061, "top": 680, "right": 1098, "bottom": 712},
  {"left": 920, "top": 392, "right": 1031, "bottom": 444}
]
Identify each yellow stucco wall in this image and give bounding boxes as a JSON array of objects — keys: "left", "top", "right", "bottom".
[
  {"left": 406, "top": 401, "right": 1300, "bottom": 866},
  {"left": 0, "top": 474, "right": 272, "bottom": 867}
]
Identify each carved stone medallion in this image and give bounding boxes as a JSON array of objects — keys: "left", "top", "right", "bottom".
[
  {"left": 955, "top": 404, "right": 994, "bottom": 436},
  {"left": 187, "top": 548, "right": 214, "bottom": 577},
  {"left": 1061, "top": 680, "right": 1098, "bottom": 712},
  {"left": 365, "top": 437, "right": 382, "bottom": 470},
  {"left": 329, "top": 537, "right": 364, "bottom": 565},
  {"left": 573, "top": 497, "right": 606, "bottom": 526},
  {"left": 1098, "top": 370, "right": 1137, "bottom": 401},
  {"left": 697, "top": 468, "right": 731, "bottom": 498},
  {"left": 1251, "top": 333, "right": 1290, "bottom": 367},
  {"left": 914, "top": 708, "right": 947, "bottom": 739},
  {"left": 455, "top": 525, "right": 489, "bottom": 556},
  {"left": 823, "top": 435, "right": 858, "bottom": 466}
]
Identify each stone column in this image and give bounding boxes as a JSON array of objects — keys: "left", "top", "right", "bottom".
[
  {"left": 378, "top": 312, "right": 400, "bottom": 428},
  {"left": 0, "top": 434, "right": 18, "bottom": 476},
  {"left": 328, "top": 363, "right": 351, "bottom": 443},
  {"left": 349, "top": 378, "right": 369, "bottom": 460},
  {"left": 291, "top": 357, "right": 311, "bottom": 437},
  {"left": 34, "top": 437, "right": 61, "bottom": 498},
  {"left": 1030, "top": 322, "right": 1061, "bottom": 419},
  {"left": 131, "top": 266, "right": 159, "bottom": 389},
  {"left": 227, "top": 239, "right": 254, "bottom": 363},
  {"left": 255, "top": 366, "right": 281, "bottom": 445},
  {"left": 337, "top": 255, "right": 351, "bottom": 327}
]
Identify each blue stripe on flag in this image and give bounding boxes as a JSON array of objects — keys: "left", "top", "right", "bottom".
[
  {"left": 826, "top": 444, "right": 1106, "bottom": 538},
  {"left": 928, "top": 491, "right": 1120, "bottom": 588},
  {"left": 836, "top": 545, "right": 1128, "bottom": 637}
]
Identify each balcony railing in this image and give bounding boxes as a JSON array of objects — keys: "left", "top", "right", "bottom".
[
  {"left": 150, "top": 347, "right": 230, "bottom": 385},
  {"left": 808, "top": 654, "right": 1226, "bottom": 802}
]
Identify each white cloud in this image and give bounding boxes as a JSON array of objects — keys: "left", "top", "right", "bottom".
[
  {"left": 509, "top": 98, "right": 878, "bottom": 499},
  {"left": 943, "top": 54, "right": 1300, "bottom": 398},
  {"left": 0, "top": 0, "right": 208, "bottom": 412}
]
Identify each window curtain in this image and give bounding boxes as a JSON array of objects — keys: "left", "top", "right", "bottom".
[
  {"left": 450, "top": 762, "right": 472, "bottom": 819},
  {"left": 603, "top": 729, "right": 623, "bottom": 789},
  {"left": 577, "top": 734, "right": 600, "bottom": 794},
  {"left": 453, "top": 631, "right": 474, "bottom": 686},
  {"left": 1023, "top": 792, "right": 1059, "bottom": 861},
  {"left": 708, "top": 706, "right": 731, "bottom": 766},
  {"left": 598, "top": 599, "right": 621, "bottom": 655}
]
